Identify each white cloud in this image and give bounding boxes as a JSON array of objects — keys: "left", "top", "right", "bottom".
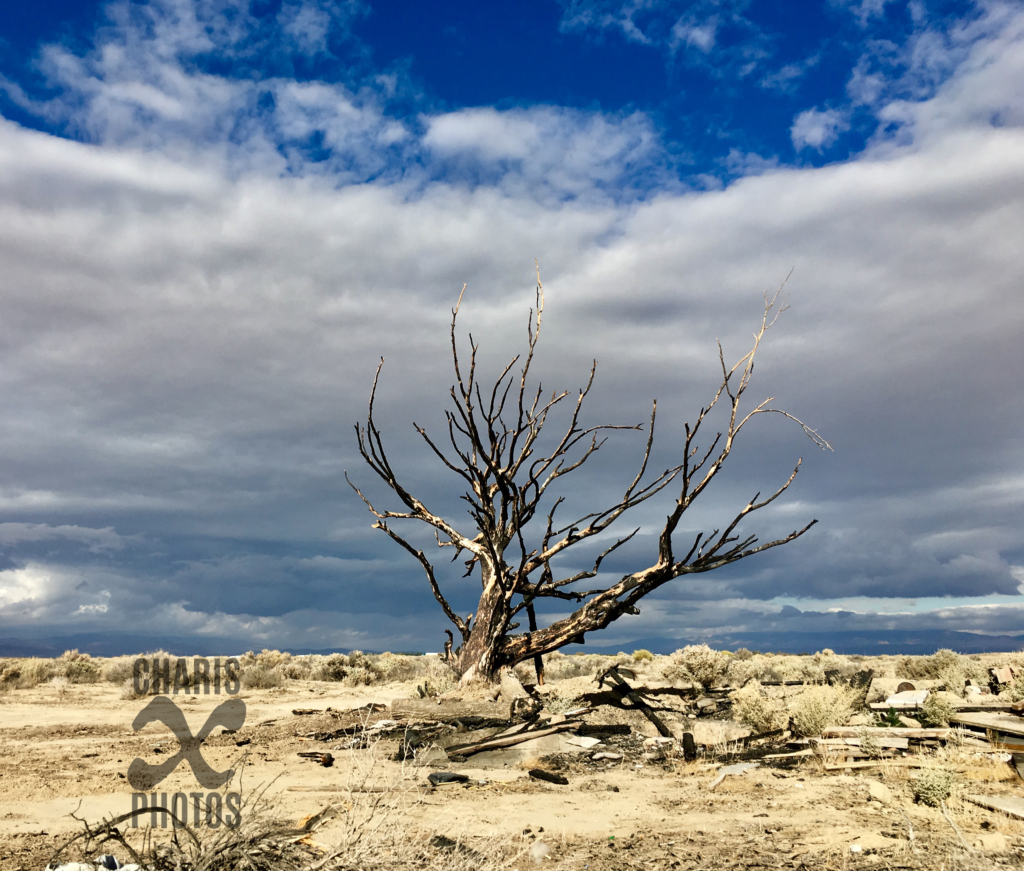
[{"left": 790, "top": 106, "right": 851, "bottom": 150}]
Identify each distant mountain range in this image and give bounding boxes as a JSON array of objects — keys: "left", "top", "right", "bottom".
[{"left": 1, "top": 628, "right": 1021, "bottom": 659}]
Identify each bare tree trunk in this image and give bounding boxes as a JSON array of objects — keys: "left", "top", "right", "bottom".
[
  {"left": 454, "top": 558, "right": 508, "bottom": 683},
  {"left": 526, "top": 602, "right": 545, "bottom": 685}
]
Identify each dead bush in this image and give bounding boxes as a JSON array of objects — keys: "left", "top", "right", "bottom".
[
  {"left": 663, "top": 644, "right": 729, "bottom": 689},
  {"left": 632, "top": 649, "right": 654, "bottom": 662},
  {"left": 16, "top": 658, "right": 56, "bottom": 688},
  {"left": 240, "top": 663, "right": 285, "bottom": 690},
  {"left": 102, "top": 656, "right": 137, "bottom": 685},
  {"left": 917, "top": 691, "right": 958, "bottom": 727},
  {"left": 730, "top": 682, "right": 789, "bottom": 734},
  {"left": 788, "top": 684, "right": 854, "bottom": 736},
  {"left": 0, "top": 660, "right": 21, "bottom": 692},
  {"left": 418, "top": 658, "right": 458, "bottom": 697},
  {"left": 542, "top": 652, "right": 606, "bottom": 681},
  {"left": 55, "top": 650, "right": 101, "bottom": 684}
]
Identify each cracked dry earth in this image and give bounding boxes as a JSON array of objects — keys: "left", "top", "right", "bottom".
[{"left": 3, "top": 680, "right": 1024, "bottom": 871}]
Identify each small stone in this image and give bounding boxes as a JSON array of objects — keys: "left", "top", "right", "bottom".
[
  {"left": 898, "top": 715, "right": 922, "bottom": 728},
  {"left": 592, "top": 751, "right": 623, "bottom": 761},
  {"left": 867, "top": 780, "right": 893, "bottom": 805},
  {"left": 849, "top": 844, "right": 862, "bottom": 854},
  {"left": 974, "top": 833, "right": 1012, "bottom": 853}
]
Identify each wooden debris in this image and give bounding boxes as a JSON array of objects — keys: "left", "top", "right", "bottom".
[
  {"left": 821, "top": 728, "right": 950, "bottom": 739},
  {"left": 814, "top": 737, "right": 910, "bottom": 750},
  {"left": 762, "top": 749, "right": 814, "bottom": 760},
  {"left": 824, "top": 759, "right": 927, "bottom": 771},
  {"left": 594, "top": 664, "right": 674, "bottom": 738},
  {"left": 964, "top": 795, "right": 1024, "bottom": 820},
  {"left": 950, "top": 712, "right": 1024, "bottom": 737},
  {"left": 528, "top": 768, "right": 569, "bottom": 785},
  {"left": 391, "top": 700, "right": 511, "bottom": 722},
  {"left": 445, "top": 721, "right": 578, "bottom": 757}
]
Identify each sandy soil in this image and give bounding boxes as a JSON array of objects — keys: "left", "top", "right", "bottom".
[{"left": 2, "top": 678, "right": 1023, "bottom": 870}]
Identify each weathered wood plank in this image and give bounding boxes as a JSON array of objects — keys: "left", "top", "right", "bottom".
[
  {"left": 964, "top": 795, "right": 1024, "bottom": 820},
  {"left": 950, "top": 712, "right": 1024, "bottom": 737}
]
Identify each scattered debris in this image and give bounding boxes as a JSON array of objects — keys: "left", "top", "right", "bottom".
[
  {"left": 528, "top": 768, "right": 569, "bottom": 785},
  {"left": 297, "top": 751, "right": 334, "bottom": 767},
  {"left": 427, "top": 772, "right": 470, "bottom": 786}
]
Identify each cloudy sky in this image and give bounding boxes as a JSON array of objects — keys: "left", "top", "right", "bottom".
[{"left": 0, "top": 0, "right": 1022, "bottom": 656}]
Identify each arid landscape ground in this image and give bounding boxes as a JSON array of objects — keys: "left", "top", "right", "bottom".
[{"left": 2, "top": 647, "right": 1023, "bottom": 871}]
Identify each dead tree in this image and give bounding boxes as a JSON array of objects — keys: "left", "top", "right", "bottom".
[{"left": 349, "top": 271, "right": 829, "bottom": 684}]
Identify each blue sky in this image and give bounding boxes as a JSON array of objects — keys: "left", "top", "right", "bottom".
[{"left": 0, "top": 0, "right": 1023, "bottom": 655}]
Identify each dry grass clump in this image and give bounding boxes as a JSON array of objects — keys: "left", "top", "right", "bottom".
[
  {"left": 632, "top": 649, "right": 654, "bottom": 662},
  {"left": 417, "top": 658, "right": 458, "bottom": 698},
  {"left": 102, "top": 656, "right": 138, "bottom": 685},
  {"left": 305, "top": 650, "right": 387, "bottom": 686},
  {"left": 730, "top": 682, "right": 789, "bottom": 734},
  {"left": 917, "top": 691, "right": 958, "bottom": 727},
  {"left": 541, "top": 652, "right": 615, "bottom": 682},
  {"left": 53, "top": 649, "right": 101, "bottom": 683},
  {"left": 240, "top": 663, "right": 285, "bottom": 690},
  {"left": 0, "top": 657, "right": 57, "bottom": 689},
  {"left": 788, "top": 684, "right": 854, "bottom": 736},
  {"left": 239, "top": 649, "right": 291, "bottom": 689},
  {"left": 0, "top": 659, "right": 22, "bottom": 693},
  {"left": 663, "top": 644, "right": 729, "bottom": 689}
]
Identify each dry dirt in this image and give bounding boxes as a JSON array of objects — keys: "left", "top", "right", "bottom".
[{"left": 2, "top": 678, "right": 1023, "bottom": 871}]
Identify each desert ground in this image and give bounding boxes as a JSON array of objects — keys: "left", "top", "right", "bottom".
[{"left": 1, "top": 647, "right": 1023, "bottom": 871}]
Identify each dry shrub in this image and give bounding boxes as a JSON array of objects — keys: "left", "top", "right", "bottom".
[
  {"left": 309, "top": 653, "right": 349, "bottom": 682},
  {"left": 897, "top": 648, "right": 972, "bottom": 681},
  {"left": 542, "top": 651, "right": 606, "bottom": 681},
  {"left": 119, "top": 678, "right": 147, "bottom": 700},
  {"left": 911, "top": 767, "right": 956, "bottom": 806},
  {"left": 918, "top": 691, "right": 958, "bottom": 727},
  {"left": 240, "top": 663, "right": 285, "bottom": 690},
  {"left": 102, "top": 656, "right": 137, "bottom": 685},
  {"left": 632, "top": 649, "right": 654, "bottom": 662},
  {"left": 16, "top": 657, "right": 56, "bottom": 688},
  {"left": 376, "top": 653, "right": 426, "bottom": 683},
  {"left": 0, "top": 660, "right": 21, "bottom": 692},
  {"left": 730, "top": 682, "right": 789, "bottom": 734},
  {"left": 54, "top": 650, "right": 101, "bottom": 684},
  {"left": 418, "top": 658, "right": 458, "bottom": 697},
  {"left": 788, "top": 684, "right": 854, "bottom": 736},
  {"left": 1001, "top": 671, "right": 1024, "bottom": 702},
  {"left": 248, "top": 648, "right": 292, "bottom": 669},
  {"left": 663, "top": 644, "right": 729, "bottom": 689}
]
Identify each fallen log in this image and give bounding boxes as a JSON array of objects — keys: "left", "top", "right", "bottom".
[
  {"left": 446, "top": 721, "right": 579, "bottom": 757},
  {"left": 391, "top": 700, "right": 511, "bottom": 722}
]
